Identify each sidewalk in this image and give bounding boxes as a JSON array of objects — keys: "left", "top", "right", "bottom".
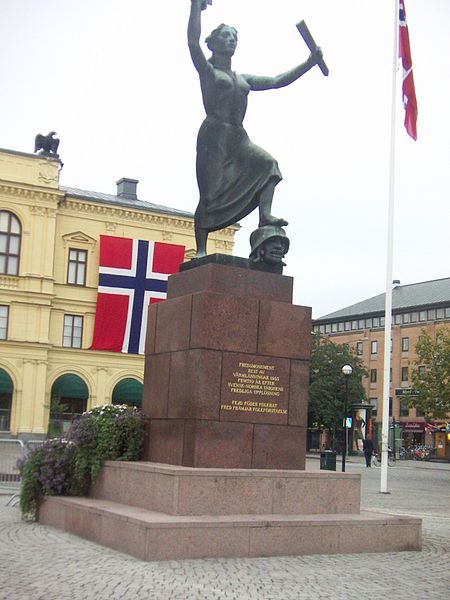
[{"left": 307, "top": 452, "right": 450, "bottom": 469}]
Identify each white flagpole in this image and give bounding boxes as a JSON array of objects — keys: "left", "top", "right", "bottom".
[{"left": 380, "top": 0, "right": 399, "bottom": 494}]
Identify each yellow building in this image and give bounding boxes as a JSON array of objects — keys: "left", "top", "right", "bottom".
[{"left": 0, "top": 146, "right": 236, "bottom": 440}]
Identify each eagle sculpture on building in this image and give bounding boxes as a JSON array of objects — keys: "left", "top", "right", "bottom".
[{"left": 34, "top": 131, "right": 60, "bottom": 157}]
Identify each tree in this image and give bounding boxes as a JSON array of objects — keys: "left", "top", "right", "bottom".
[
  {"left": 409, "top": 326, "right": 450, "bottom": 420},
  {"left": 308, "top": 334, "right": 367, "bottom": 443}
]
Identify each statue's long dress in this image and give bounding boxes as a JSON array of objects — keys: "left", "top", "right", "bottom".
[{"left": 195, "top": 65, "right": 282, "bottom": 232}]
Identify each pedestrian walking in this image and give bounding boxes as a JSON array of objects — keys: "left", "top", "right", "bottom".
[{"left": 362, "top": 435, "right": 374, "bottom": 467}]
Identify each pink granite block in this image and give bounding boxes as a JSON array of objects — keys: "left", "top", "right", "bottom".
[
  {"left": 101, "top": 513, "right": 148, "bottom": 561},
  {"left": 249, "top": 523, "right": 340, "bottom": 557},
  {"left": 190, "top": 292, "right": 259, "bottom": 353},
  {"left": 252, "top": 425, "right": 306, "bottom": 470},
  {"left": 337, "top": 518, "right": 422, "bottom": 553},
  {"left": 142, "top": 353, "right": 171, "bottom": 418},
  {"left": 145, "top": 303, "right": 158, "bottom": 354},
  {"left": 258, "top": 302, "right": 311, "bottom": 359},
  {"left": 145, "top": 419, "right": 185, "bottom": 465},
  {"left": 65, "top": 503, "right": 102, "bottom": 544},
  {"left": 38, "top": 497, "right": 66, "bottom": 529},
  {"left": 175, "top": 474, "right": 273, "bottom": 516},
  {"left": 154, "top": 295, "right": 192, "bottom": 353},
  {"left": 288, "top": 360, "right": 309, "bottom": 426},
  {"left": 271, "top": 474, "right": 360, "bottom": 515},
  {"left": 168, "top": 349, "right": 222, "bottom": 420},
  {"left": 168, "top": 262, "right": 293, "bottom": 303},
  {"left": 145, "top": 524, "right": 251, "bottom": 561},
  {"left": 183, "top": 420, "right": 254, "bottom": 468}
]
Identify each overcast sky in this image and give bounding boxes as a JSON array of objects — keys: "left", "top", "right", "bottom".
[{"left": 1, "top": 0, "right": 449, "bottom": 317}]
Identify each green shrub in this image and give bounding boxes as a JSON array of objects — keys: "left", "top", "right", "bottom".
[{"left": 19, "top": 404, "right": 146, "bottom": 520}]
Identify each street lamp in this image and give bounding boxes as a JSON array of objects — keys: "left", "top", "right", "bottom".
[{"left": 341, "top": 364, "right": 353, "bottom": 472}]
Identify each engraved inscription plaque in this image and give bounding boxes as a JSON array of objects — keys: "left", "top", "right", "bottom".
[{"left": 220, "top": 353, "right": 289, "bottom": 425}]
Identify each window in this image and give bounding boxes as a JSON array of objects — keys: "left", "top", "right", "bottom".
[
  {"left": 369, "top": 398, "right": 378, "bottom": 417},
  {"left": 366, "top": 317, "right": 373, "bottom": 328},
  {"left": 331, "top": 322, "right": 337, "bottom": 333},
  {"left": 373, "top": 317, "right": 380, "bottom": 328},
  {"left": 427, "top": 309, "right": 435, "bottom": 320},
  {"left": 358, "top": 319, "right": 365, "bottom": 329},
  {"left": 419, "top": 310, "right": 426, "bottom": 322},
  {"left": 436, "top": 308, "right": 445, "bottom": 320},
  {"left": 351, "top": 320, "right": 358, "bottom": 330},
  {"left": 389, "top": 397, "right": 392, "bottom": 417},
  {"left": 418, "top": 365, "right": 426, "bottom": 379},
  {"left": 67, "top": 249, "right": 87, "bottom": 285},
  {"left": 0, "top": 306, "right": 8, "bottom": 340},
  {"left": 380, "top": 317, "right": 385, "bottom": 327},
  {"left": 411, "top": 311, "right": 418, "bottom": 323},
  {"left": 319, "top": 325, "right": 325, "bottom": 334},
  {"left": 401, "top": 367, "right": 409, "bottom": 382},
  {"left": 63, "top": 315, "right": 83, "bottom": 348},
  {"left": 402, "top": 313, "right": 410, "bottom": 324},
  {"left": 390, "top": 367, "right": 392, "bottom": 382},
  {"left": 356, "top": 341, "right": 363, "bottom": 355},
  {"left": 344, "top": 321, "right": 351, "bottom": 331},
  {"left": 400, "top": 400, "right": 410, "bottom": 417},
  {"left": 0, "top": 211, "right": 21, "bottom": 276},
  {"left": 325, "top": 323, "right": 331, "bottom": 333},
  {"left": 313, "top": 325, "right": 319, "bottom": 333},
  {"left": 370, "top": 369, "right": 377, "bottom": 383},
  {"left": 394, "top": 314, "right": 402, "bottom": 325},
  {"left": 338, "top": 322, "right": 344, "bottom": 332},
  {"left": 445, "top": 307, "right": 450, "bottom": 319},
  {"left": 371, "top": 341, "right": 378, "bottom": 355},
  {"left": 402, "top": 337, "right": 409, "bottom": 352}
]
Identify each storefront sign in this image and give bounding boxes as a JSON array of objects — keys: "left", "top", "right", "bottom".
[{"left": 401, "top": 421, "right": 425, "bottom": 431}]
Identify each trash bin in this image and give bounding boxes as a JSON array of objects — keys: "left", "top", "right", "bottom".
[{"left": 320, "top": 451, "right": 337, "bottom": 471}]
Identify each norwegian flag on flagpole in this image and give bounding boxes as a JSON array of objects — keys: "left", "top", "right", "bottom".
[
  {"left": 399, "top": 0, "right": 418, "bottom": 140},
  {"left": 91, "top": 235, "right": 185, "bottom": 354}
]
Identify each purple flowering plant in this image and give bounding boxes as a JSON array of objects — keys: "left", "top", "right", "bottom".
[{"left": 19, "top": 404, "right": 146, "bottom": 520}]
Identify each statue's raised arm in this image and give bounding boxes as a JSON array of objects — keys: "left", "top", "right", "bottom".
[{"left": 188, "top": 0, "right": 209, "bottom": 74}]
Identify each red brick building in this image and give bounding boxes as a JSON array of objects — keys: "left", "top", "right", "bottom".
[{"left": 313, "top": 278, "right": 450, "bottom": 459}]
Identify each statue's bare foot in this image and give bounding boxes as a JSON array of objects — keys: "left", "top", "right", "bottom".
[
  {"left": 193, "top": 250, "right": 207, "bottom": 260},
  {"left": 259, "top": 215, "right": 289, "bottom": 228}
]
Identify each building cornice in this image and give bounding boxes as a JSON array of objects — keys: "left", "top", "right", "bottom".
[{"left": 0, "top": 183, "right": 63, "bottom": 204}]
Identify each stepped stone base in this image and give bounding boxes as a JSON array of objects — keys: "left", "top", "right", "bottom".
[{"left": 38, "top": 462, "right": 422, "bottom": 561}]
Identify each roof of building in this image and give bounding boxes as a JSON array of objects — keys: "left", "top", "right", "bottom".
[
  {"left": 61, "top": 186, "right": 195, "bottom": 220},
  {"left": 316, "top": 277, "right": 450, "bottom": 322}
]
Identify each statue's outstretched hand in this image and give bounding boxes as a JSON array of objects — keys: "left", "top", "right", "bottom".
[{"left": 309, "top": 46, "right": 323, "bottom": 66}]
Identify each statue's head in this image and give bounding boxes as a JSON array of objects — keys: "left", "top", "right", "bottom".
[
  {"left": 205, "top": 24, "right": 238, "bottom": 57},
  {"left": 249, "top": 226, "right": 290, "bottom": 267}
]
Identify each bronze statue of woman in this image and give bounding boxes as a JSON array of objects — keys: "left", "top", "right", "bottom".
[{"left": 188, "top": 0, "right": 323, "bottom": 258}]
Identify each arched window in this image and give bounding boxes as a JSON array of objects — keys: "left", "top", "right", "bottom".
[
  {"left": 0, "top": 368, "right": 13, "bottom": 431},
  {"left": 49, "top": 373, "right": 89, "bottom": 435},
  {"left": 0, "top": 211, "right": 21, "bottom": 275},
  {"left": 112, "top": 378, "right": 143, "bottom": 408}
]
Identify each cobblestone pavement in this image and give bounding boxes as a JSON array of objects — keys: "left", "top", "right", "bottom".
[{"left": 0, "top": 459, "right": 448, "bottom": 600}]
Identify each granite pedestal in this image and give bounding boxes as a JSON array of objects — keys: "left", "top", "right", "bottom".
[{"left": 142, "top": 259, "right": 311, "bottom": 469}]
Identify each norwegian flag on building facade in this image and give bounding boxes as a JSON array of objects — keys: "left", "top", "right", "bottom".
[
  {"left": 399, "top": 0, "right": 418, "bottom": 140},
  {"left": 91, "top": 235, "right": 185, "bottom": 354}
]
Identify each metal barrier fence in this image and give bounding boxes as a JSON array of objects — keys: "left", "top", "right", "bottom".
[
  {"left": 0, "top": 439, "right": 45, "bottom": 483},
  {"left": 0, "top": 439, "right": 24, "bottom": 483}
]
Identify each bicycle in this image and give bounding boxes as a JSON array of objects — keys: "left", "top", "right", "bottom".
[{"left": 371, "top": 450, "right": 395, "bottom": 467}]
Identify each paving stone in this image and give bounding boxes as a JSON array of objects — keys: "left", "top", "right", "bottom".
[{"left": 0, "top": 459, "right": 448, "bottom": 600}]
